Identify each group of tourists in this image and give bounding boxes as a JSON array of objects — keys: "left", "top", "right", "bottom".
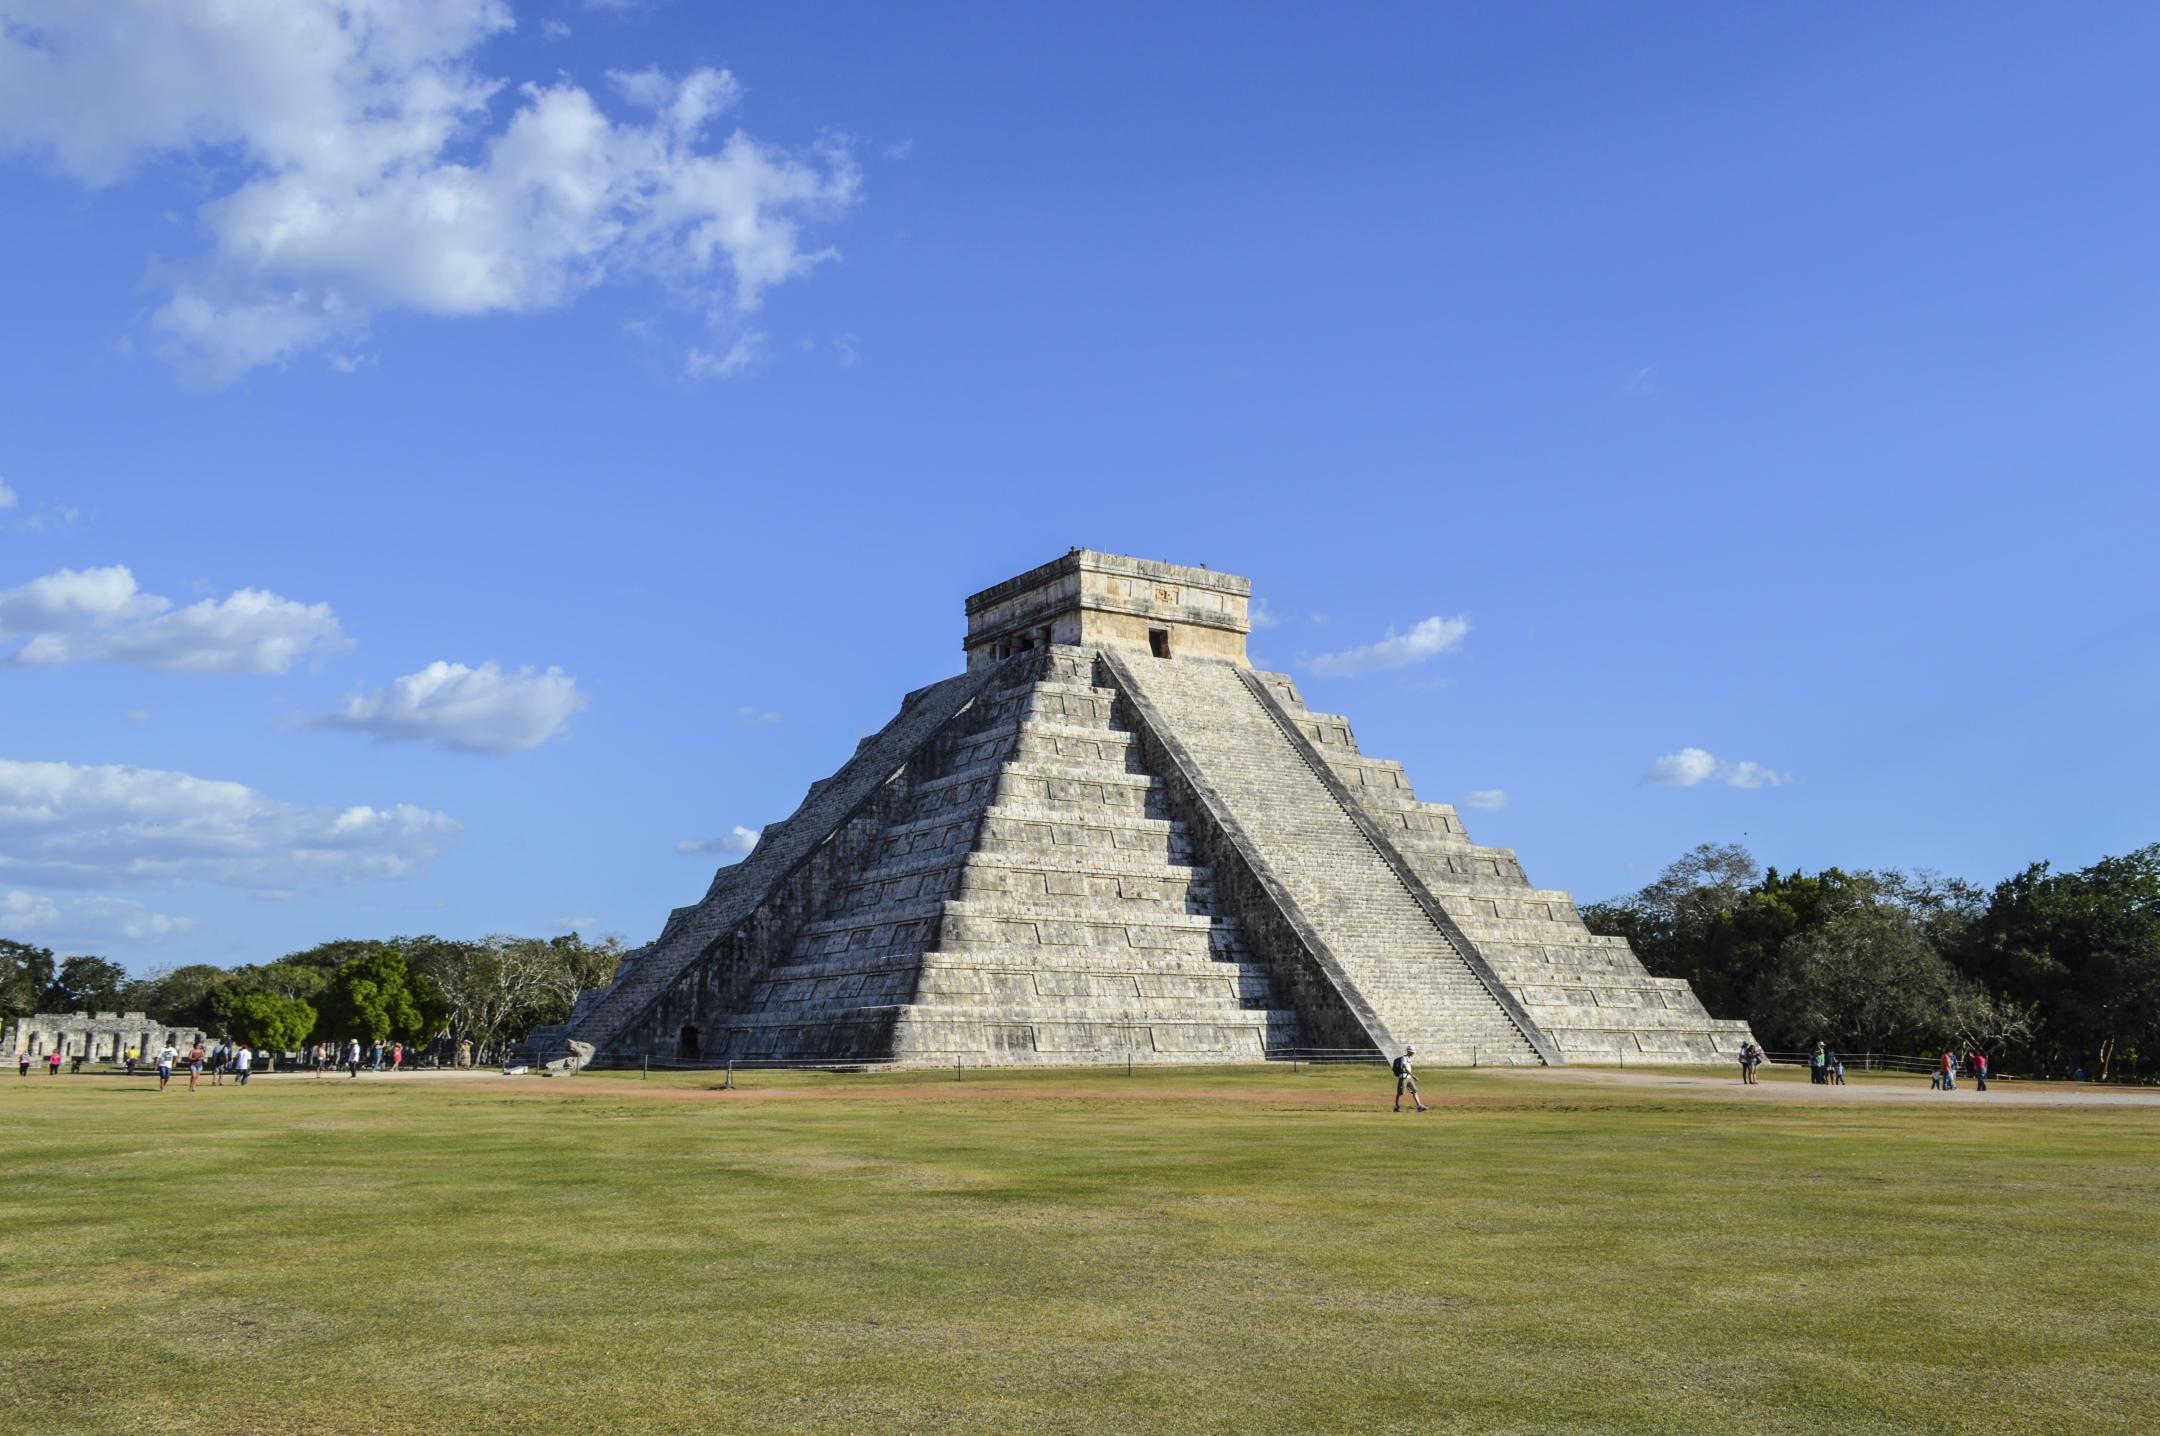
[
  {"left": 1729, "top": 1040, "right": 1998, "bottom": 1091},
  {"left": 1929, "top": 1050, "right": 1990, "bottom": 1091},
  {"left": 16, "top": 1036, "right": 417, "bottom": 1084},
  {"left": 297, "top": 1039, "right": 406, "bottom": 1077},
  {"left": 1808, "top": 1043, "right": 1848, "bottom": 1085}
]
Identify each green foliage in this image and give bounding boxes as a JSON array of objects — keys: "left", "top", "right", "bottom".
[
  {"left": 38, "top": 954, "right": 128, "bottom": 1013},
  {"left": 1958, "top": 844, "right": 2160, "bottom": 1078},
  {"left": 217, "top": 990, "right": 317, "bottom": 1053},
  {"left": 314, "top": 948, "right": 448, "bottom": 1045},
  {"left": 1754, "top": 902, "right": 1961, "bottom": 1050},
  {"left": 0, "top": 939, "right": 55, "bottom": 1020},
  {"left": 1588, "top": 841, "right": 2159, "bottom": 1075},
  {"left": 119, "top": 964, "right": 239, "bottom": 1029},
  {"left": 413, "top": 932, "right": 625, "bottom": 1061}
]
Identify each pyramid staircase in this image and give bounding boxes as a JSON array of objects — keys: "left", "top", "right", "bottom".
[
  {"left": 1109, "top": 653, "right": 1551, "bottom": 1066},
  {"left": 1248, "top": 671, "right": 1754, "bottom": 1062}
]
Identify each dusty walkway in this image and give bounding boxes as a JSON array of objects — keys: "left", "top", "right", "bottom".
[{"left": 1550, "top": 1065, "right": 2160, "bottom": 1108}]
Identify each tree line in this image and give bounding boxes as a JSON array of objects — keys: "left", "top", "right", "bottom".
[
  {"left": 0, "top": 933, "right": 624, "bottom": 1065},
  {"left": 1582, "top": 842, "right": 2160, "bottom": 1080}
]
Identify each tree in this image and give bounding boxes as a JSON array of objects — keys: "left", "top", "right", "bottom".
[
  {"left": 314, "top": 948, "right": 447, "bottom": 1046},
  {"left": 121, "top": 964, "right": 239, "bottom": 1028},
  {"left": 220, "top": 991, "right": 317, "bottom": 1055},
  {"left": 0, "top": 939, "right": 56, "bottom": 1020},
  {"left": 39, "top": 954, "right": 129, "bottom": 1012},
  {"left": 1754, "top": 902, "right": 1962, "bottom": 1052},
  {"left": 1582, "top": 843, "right": 1763, "bottom": 1014},
  {"left": 414, "top": 932, "right": 625, "bottom": 1061},
  {"left": 1957, "top": 844, "right": 2160, "bottom": 1079}
]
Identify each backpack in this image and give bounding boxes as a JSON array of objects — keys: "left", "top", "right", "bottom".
[{"left": 1390, "top": 1055, "right": 1407, "bottom": 1077}]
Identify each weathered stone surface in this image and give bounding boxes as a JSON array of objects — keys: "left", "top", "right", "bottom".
[
  {"left": 7, "top": 1011, "right": 207, "bottom": 1061},
  {"left": 554, "top": 553, "right": 1753, "bottom": 1068}
]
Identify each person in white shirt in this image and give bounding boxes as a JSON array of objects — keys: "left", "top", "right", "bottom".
[
  {"left": 1392, "top": 1045, "right": 1428, "bottom": 1113},
  {"left": 234, "top": 1045, "right": 254, "bottom": 1086},
  {"left": 156, "top": 1043, "right": 179, "bottom": 1091}
]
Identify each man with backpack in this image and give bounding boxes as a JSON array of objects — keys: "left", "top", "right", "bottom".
[{"left": 1391, "top": 1046, "right": 1428, "bottom": 1113}]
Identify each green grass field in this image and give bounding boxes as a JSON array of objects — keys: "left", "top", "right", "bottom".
[{"left": 4, "top": 1063, "right": 2155, "bottom": 1435}]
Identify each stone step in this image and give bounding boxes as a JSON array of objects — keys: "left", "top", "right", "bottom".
[
  {"left": 1114, "top": 654, "right": 1540, "bottom": 1062},
  {"left": 764, "top": 946, "right": 1274, "bottom": 984}
]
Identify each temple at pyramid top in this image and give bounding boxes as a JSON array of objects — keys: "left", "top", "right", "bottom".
[
  {"left": 965, "top": 550, "right": 1252, "bottom": 668},
  {"left": 532, "top": 550, "right": 1754, "bottom": 1072}
]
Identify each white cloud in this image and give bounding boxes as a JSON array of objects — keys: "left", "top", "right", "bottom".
[
  {"left": 3, "top": 889, "right": 195, "bottom": 947},
  {"left": 0, "top": 2, "right": 860, "bottom": 382},
  {"left": 541, "top": 18, "right": 573, "bottom": 40},
  {"left": 1643, "top": 747, "right": 1792, "bottom": 790},
  {"left": 677, "top": 825, "right": 760, "bottom": 857},
  {"left": 0, "top": 758, "right": 458, "bottom": 894},
  {"left": 734, "top": 705, "right": 781, "bottom": 726},
  {"left": 686, "top": 334, "right": 763, "bottom": 380},
  {"left": 0, "top": 478, "right": 15, "bottom": 509},
  {"left": 1460, "top": 788, "right": 1509, "bottom": 812},
  {"left": 1309, "top": 615, "right": 1470, "bottom": 678},
  {"left": 123, "top": 709, "right": 150, "bottom": 725},
  {"left": 0, "top": 565, "right": 348, "bottom": 673},
  {"left": 316, "top": 661, "right": 587, "bottom": 754},
  {"left": 1249, "top": 597, "right": 1279, "bottom": 630}
]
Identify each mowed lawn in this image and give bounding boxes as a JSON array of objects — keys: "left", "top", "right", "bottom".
[{"left": 3, "top": 1065, "right": 2155, "bottom": 1435}]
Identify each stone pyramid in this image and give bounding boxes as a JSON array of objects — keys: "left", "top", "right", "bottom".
[{"left": 539, "top": 552, "right": 1752, "bottom": 1068}]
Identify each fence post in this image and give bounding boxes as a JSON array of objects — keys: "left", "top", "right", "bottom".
[
  {"left": 725, "top": 1059, "right": 734, "bottom": 1091},
  {"left": 955, "top": 1056, "right": 961, "bottom": 1083},
  {"left": 1126, "top": 1054, "right": 1132, "bottom": 1078},
  {"left": 642, "top": 1055, "right": 647, "bottom": 1080}
]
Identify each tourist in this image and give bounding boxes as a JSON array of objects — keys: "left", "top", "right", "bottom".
[
  {"left": 1826, "top": 1047, "right": 1846, "bottom": 1086},
  {"left": 156, "top": 1041, "right": 178, "bottom": 1091},
  {"left": 47, "top": 1049, "right": 61, "bottom": 1076},
  {"left": 187, "top": 1041, "right": 206, "bottom": 1092},
  {"left": 125, "top": 1048, "right": 138, "bottom": 1077},
  {"left": 16, "top": 1051, "right": 27, "bottom": 1078},
  {"left": 1811, "top": 1042, "right": 1828, "bottom": 1085},
  {"left": 346, "top": 1037, "right": 362, "bottom": 1078},
  {"left": 233, "top": 1044, "right": 253, "bottom": 1087},
  {"left": 391, "top": 1041, "right": 404, "bottom": 1073},
  {"left": 210, "top": 1042, "right": 227, "bottom": 1086},
  {"left": 1737, "top": 1040, "right": 1755, "bottom": 1084},
  {"left": 311, "top": 1042, "right": 326, "bottom": 1079},
  {"left": 370, "top": 1040, "right": 384, "bottom": 1072},
  {"left": 1937, "top": 1051, "right": 1954, "bottom": 1092},
  {"left": 1391, "top": 1044, "right": 1428, "bottom": 1113},
  {"left": 1975, "top": 1051, "right": 1990, "bottom": 1092}
]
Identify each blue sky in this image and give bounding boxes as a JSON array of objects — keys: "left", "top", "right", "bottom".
[{"left": 2, "top": 2, "right": 2155, "bottom": 973}]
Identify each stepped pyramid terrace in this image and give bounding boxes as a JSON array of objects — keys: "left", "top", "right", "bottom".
[{"left": 536, "top": 552, "right": 1754, "bottom": 1069}]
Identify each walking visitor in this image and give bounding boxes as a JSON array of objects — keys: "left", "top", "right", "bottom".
[
  {"left": 17, "top": 1051, "right": 27, "bottom": 1077},
  {"left": 187, "top": 1042, "right": 206, "bottom": 1092},
  {"left": 1975, "top": 1052, "right": 1990, "bottom": 1092},
  {"left": 1391, "top": 1045, "right": 1428, "bottom": 1113},
  {"left": 1811, "top": 1042, "right": 1828, "bottom": 1084},
  {"left": 346, "top": 1038, "right": 362, "bottom": 1078},
  {"left": 233, "top": 1044, "right": 253, "bottom": 1086},
  {"left": 156, "top": 1042, "right": 178, "bottom": 1091},
  {"left": 46, "top": 1049, "right": 61, "bottom": 1076},
  {"left": 391, "top": 1041, "right": 404, "bottom": 1073}
]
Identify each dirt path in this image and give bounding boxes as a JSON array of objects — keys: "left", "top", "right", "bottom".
[{"left": 1550, "top": 1066, "right": 2160, "bottom": 1108}]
